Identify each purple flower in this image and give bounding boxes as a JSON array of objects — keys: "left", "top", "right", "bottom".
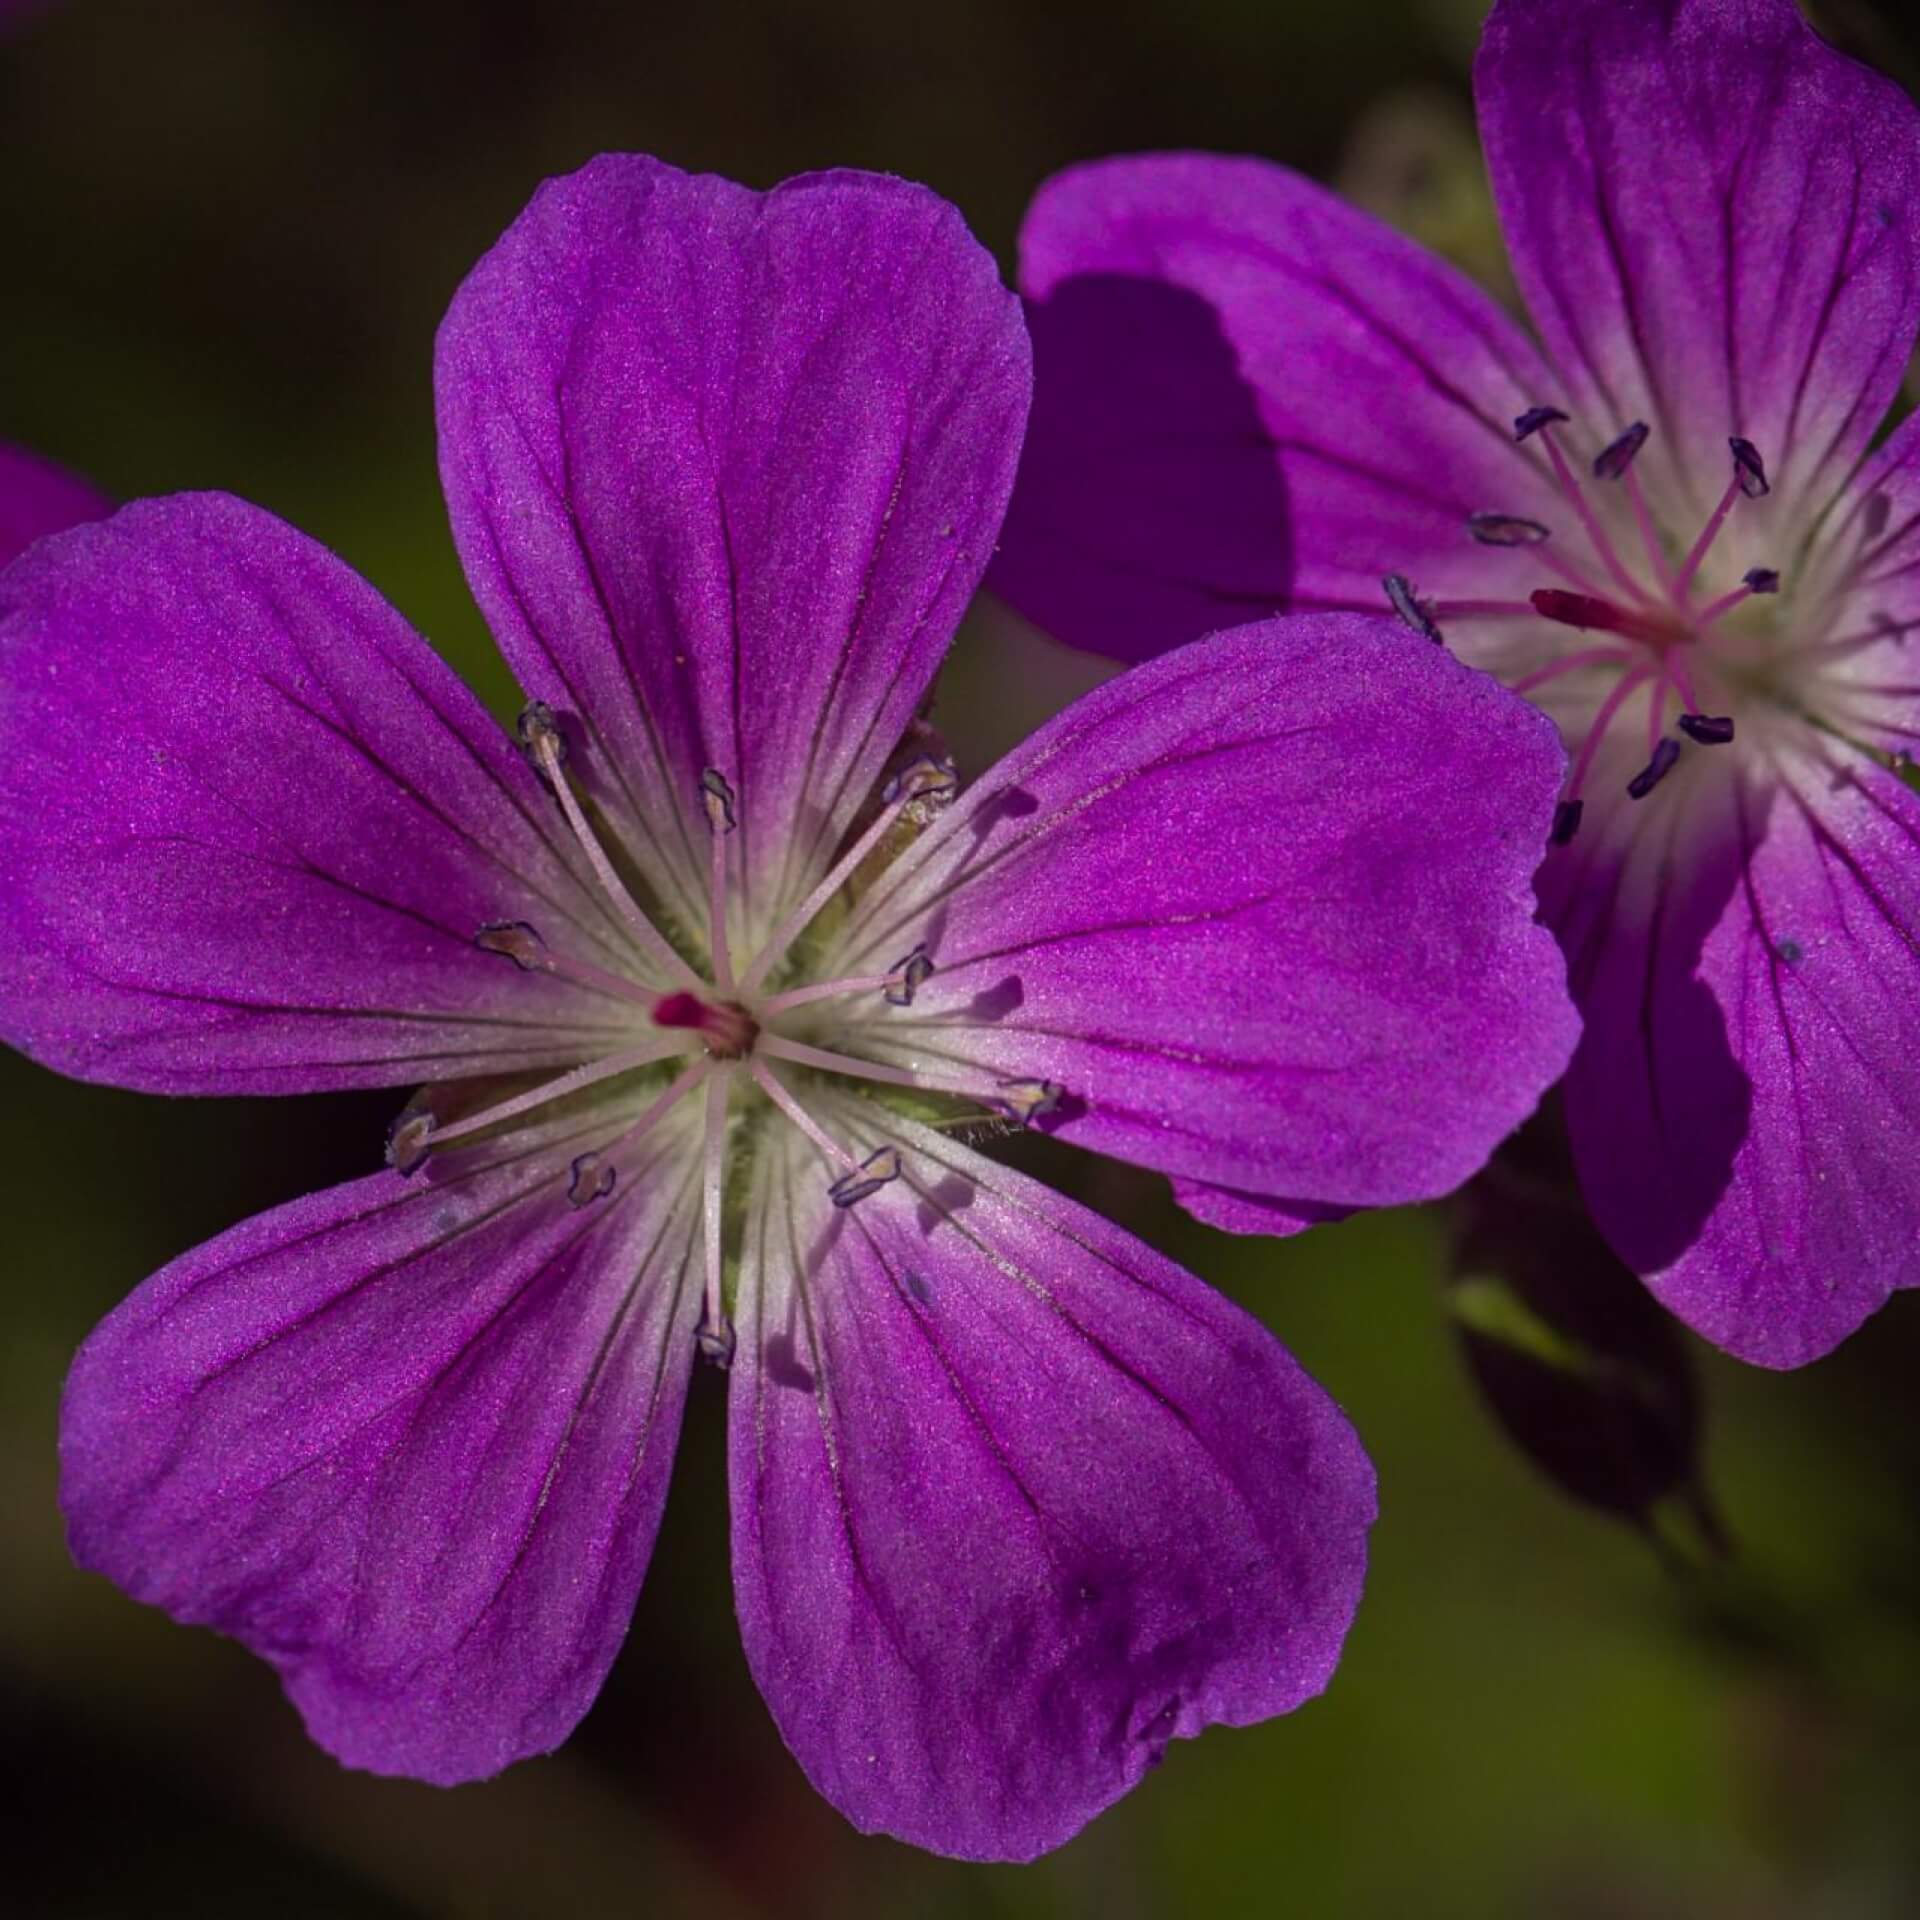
[
  {"left": 0, "top": 157, "right": 1575, "bottom": 1858},
  {"left": 0, "top": 443, "right": 108, "bottom": 567},
  {"left": 992, "top": 0, "right": 1920, "bottom": 1369}
]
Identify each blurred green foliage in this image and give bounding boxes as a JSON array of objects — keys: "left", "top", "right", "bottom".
[{"left": 6, "top": 2, "right": 1920, "bottom": 1915}]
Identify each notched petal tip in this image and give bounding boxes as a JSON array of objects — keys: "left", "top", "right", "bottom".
[{"left": 827, "top": 1145, "right": 903, "bottom": 1208}]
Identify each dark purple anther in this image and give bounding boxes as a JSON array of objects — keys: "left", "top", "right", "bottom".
[
  {"left": 695, "top": 1312, "right": 737, "bottom": 1369},
  {"left": 1626, "top": 737, "right": 1683, "bottom": 800},
  {"left": 885, "top": 943, "right": 934, "bottom": 1007},
  {"left": 517, "top": 700, "right": 566, "bottom": 779},
  {"left": 1513, "top": 406, "right": 1571, "bottom": 442},
  {"left": 1729, "top": 438, "right": 1770, "bottom": 498},
  {"left": 1468, "top": 512, "right": 1552, "bottom": 547},
  {"left": 1382, "top": 573, "right": 1442, "bottom": 644},
  {"left": 476, "top": 919, "right": 546, "bottom": 970},
  {"left": 993, "top": 1078, "right": 1065, "bottom": 1127},
  {"left": 1743, "top": 567, "right": 1780, "bottom": 594},
  {"left": 385, "top": 1106, "right": 434, "bottom": 1176},
  {"left": 700, "top": 766, "right": 737, "bottom": 834},
  {"left": 1592, "top": 422, "right": 1650, "bottom": 480},
  {"left": 567, "top": 1151, "right": 616, "bottom": 1207},
  {"left": 1549, "top": 798, "right": 1584, "bottom": 847},
  {"left": 829, "top": 1144, "right": 903, "bottom": 1209},
  {"left": 1677, "top": 713, "right": 1736, "bottom": 746}
]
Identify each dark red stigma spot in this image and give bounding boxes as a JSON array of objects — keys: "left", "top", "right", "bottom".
[
  {"left": 653, "top": 992, "right": 758, "bottom": 1058},
  {"left": 1530, "top": 588, "right": 1626, "bottom": 632}
]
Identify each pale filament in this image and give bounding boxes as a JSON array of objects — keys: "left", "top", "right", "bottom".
[
  {"left": 757, "top": 970, "right": 902, "bottom": 1016},
  {"left": 701, "top": 1070, "right": 733, "bottom": 1344},
  {"left": 756, "top": 1031, "right": 985, "bottom": 1100},
  {"left": 426, "top": 1040, "right": 692, "bottom": 1147},
  {"left": 736, "top": 780, "right": 926, "bottom": 994},
  {"left": 532, "top": 730, "right": 703, "bottom": 993},
  {"left": 748, "top": 1059, "right": 865, "bottom": 1173}
]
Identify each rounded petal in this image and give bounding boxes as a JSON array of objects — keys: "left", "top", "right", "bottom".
[
  {"left": 0, "top": 494, "right": 637, "bottom": 1094},
  {"left": 0, "top": 442, "right": 109, "bottom": 567},
  {"left": 1552, "top": 749, "right": 1920, "bottom": 1365},
  {"left": 824, "top": 617, "right": 1580, "bottom": 1216},
  {"left": 61, "top": 1117, "right": 705, "bottom": 1783},
  {"left": 728, "top": 1106, "right": 1374, "bottom": 1860},
  {"left": 1478, "top": 0, "right": 1920, "bottom": 518},
  {"left": 435, "top": 155, "right": 1031, "bottom": 940},
  {"left": 991, "top": 151, "right": 1563, "bottom": 662}
]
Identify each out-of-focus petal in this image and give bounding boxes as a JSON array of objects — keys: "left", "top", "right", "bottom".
[
  {"left": 823, "top": 617, "right": 1579, "bottom": 1217},
  {"left": 61, "top": 1111, "right": 705, "bottom": 1783},
  {"left": 0, "top": 443, "right": 109, "bottom": 567},
  {"left": 0, "top": 494, "right": 639, "bottom": 1094},
  {"left": 436, "top": 155, "right": 1030, "bottom": 943},
  {"left": 1477, "top": 0, "right": 1920, "bottom": 519},
  {"left": 728, "top": 1106, "right": 1374, "bottom": 1860},
  {"left": 991, "top": 152, "right": 1563, "bottom": 662},
  {"left": 1550, "top": 748, "right": 1920, "bottom": 1365}
]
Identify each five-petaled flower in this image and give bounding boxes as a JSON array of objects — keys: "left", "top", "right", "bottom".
[
  {"left": 993, "top": 0, "right": 1920, "bottom": 1369},
  {"left": 0, "top": 157, "right": 1577, "bottom": 1859}
]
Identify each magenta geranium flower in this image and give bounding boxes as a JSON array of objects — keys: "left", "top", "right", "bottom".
[
  {"left": 0, "top": 156, "right": 1577, "bottom": 1859},
  {"left": 992, "top": 0, "right": 1920, "bottom": 1369}
]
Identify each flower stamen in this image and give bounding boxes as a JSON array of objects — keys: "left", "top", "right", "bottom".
[
  {"left": 700, "top": 768, "right": 738, "bottom": 993},
  {"left": 697, "top": 1069, "right": 735, "bottom": 1367},
  {"left": 520, "top": 705, "right": 702, "bottom": 993},
  {"left": 736, "top": 754, "right": 956, "bottom": 993}
]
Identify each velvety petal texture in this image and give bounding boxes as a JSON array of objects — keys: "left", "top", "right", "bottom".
[
  {"left": 992, "top": 151, "right": 1563, "bottom": 661},
  {"left": 0, "top": 442, "right": 108, "bottom": 567},
  {"left": 0, "top": 494, "right": 638, "bottom": 1093},
  {"left": 61, "top": 1113, "right": 705, "bottom": 1782},
  {"left": 1554, "top": 752, "right": 1920, "bottom": 1365},
  {"left": 437, "top": 156, "right": 1031, "bottom": 943},
  {"left": 826, "top": 618, "right": 1579, "bottom": 1215},
  {"left": 1478, "top": 0, "right": 1920, "bottom": 517},
  {"left": 730, "top": 1106, "right": 1375, "bottom": 1860}
]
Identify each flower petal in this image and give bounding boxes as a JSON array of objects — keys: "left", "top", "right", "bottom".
[
  {"left": 1477, "top": 0, "right": 1920, "bottom": 516},
  {"left": 728, "top": 1105, "right": 1374, "bottom": 1860},
  {"left": 61, "top": 1113, "right": 705, "bottom": 1782},
  {"left": 825, "top": 617, "right": 1579, "bottom": 1215},
  {"left": 0, "top": 493, "right": 636, "bottom": 1093},
  {"left": 0, "top": 442, "right": 109, "bottom": 567},
  {"left": 990, "top": 151, "right": 1563, "bottom": 662},
  {"left": 436, "top": 156, "right": 1030, "bottom": 939},
  {"left": 1806, "top": 409, "right": 1920, "bottom": 759},
  {"left": 1550, "top": 748, "right": 1920, "bottom": 1365}
]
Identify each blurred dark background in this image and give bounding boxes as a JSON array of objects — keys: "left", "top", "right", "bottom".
[{"left": 7, "top": 2, "right": 1920, "bottom": 1914}]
